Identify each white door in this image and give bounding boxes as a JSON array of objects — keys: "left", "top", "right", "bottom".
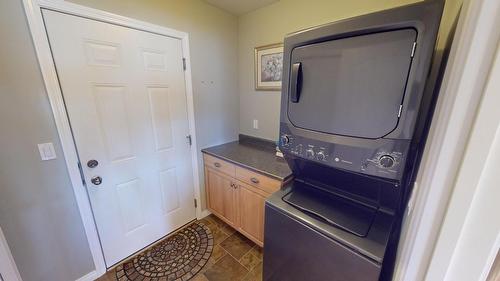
[{"left": 42, "top": 10, "right": 196, "bottom": 266}]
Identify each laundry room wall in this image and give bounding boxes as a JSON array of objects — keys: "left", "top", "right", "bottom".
[
  {"left": 68, "top": 0, "right": 240, "bottom": 211},
  {"left": 238, "top": 0, "right": 439, "bottom": 141}
]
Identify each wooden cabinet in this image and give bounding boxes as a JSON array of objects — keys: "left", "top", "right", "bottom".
[
  {"left": 237, "top": 182, "right": 266, "bottom": 243},
  {"left": 205, "top": 169, "right": 237, "bottom": 226},
  {"left": 203, "top": 153, "right": 288, "bottom": 246}
]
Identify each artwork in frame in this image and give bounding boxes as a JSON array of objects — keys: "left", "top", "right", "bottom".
[{"left": 254, "top": 43, "right": 284, "bottom": 91}]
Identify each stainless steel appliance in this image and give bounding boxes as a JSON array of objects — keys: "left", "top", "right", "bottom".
[{"left": 263, "top": 1, "right": 449, "bottom": 280}]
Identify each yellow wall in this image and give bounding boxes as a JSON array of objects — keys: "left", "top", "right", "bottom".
[{"left": 238, "top": 0, "right": 463, "bottom": 140}]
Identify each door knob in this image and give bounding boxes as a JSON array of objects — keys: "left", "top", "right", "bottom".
[
  {"left": 87, "top": 159, "right": 99, "bottom": 168},
  {"left": 91, "top": 176, "right": 102, "bottom": 185}
]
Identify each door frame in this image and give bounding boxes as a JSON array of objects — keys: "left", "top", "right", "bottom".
[
  {"left": 22, "top": 0, "right": 202, "bottom": 278},
  {"left": 0, "top": 227, "right": 23, "bottom": 281},
  {"left": 393, "top": 0, "right": 500, "bottom": 279}
]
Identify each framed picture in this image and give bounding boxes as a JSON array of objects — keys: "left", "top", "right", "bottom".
[{"left": 254, "top": 43, "right": 284, "bottom": 91}]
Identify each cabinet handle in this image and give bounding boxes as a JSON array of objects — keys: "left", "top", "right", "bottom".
[
  {"left": 250, "top": 177, "right": 260, "bottom": 184},
  {"left": 214, "top": 162, "right": 221, "bottom": 168}
]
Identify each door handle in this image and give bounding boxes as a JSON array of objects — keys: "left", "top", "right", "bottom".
[
  {"left": 214, "top": 162, "right": 221, "bottom": 168},
  {"left": 91, "top": 176, "right": 102, "bottom": 185},
  {"left": 250, "top": 177, "right": 260, "bottom": 184},
  {"left": 290, "top": 62, "right": 302, "bottom": 103}
]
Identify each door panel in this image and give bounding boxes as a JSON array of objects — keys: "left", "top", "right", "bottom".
[
  {"left": 148, "top": 87, "right": 174, "bottom": 151},
  {"left": 43, "top": 9, "right": 196, "bottom": 266},
  {"left": 288, "top": 29, "right": 417, "bottom": 139},
  {"left": 238, "top": 183, "right": 265, "bottom": 243},
  {"left": 206, "top": 169, "right": 236, "bottom": 226},
  {"left": 206, "top": 168, "right": 226, "bottom": 216}
]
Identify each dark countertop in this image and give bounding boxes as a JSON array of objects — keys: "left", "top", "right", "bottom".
[{"left": 201, "top": 135, "right": 293, "bottom": 181}]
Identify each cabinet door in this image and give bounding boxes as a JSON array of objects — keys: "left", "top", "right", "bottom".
[
  {"left": 205, "top": 168, "right": 237, "bottom": 226},
  {"left": 238, "top": 182, "right": 266, "bottom": 244}
]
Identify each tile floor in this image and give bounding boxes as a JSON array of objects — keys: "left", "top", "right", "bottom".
[{"left": 97, "top": 215, "right": 263, "bottom": 281}]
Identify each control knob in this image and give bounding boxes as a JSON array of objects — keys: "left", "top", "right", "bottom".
[
  {"left": 316, "top": 150, "right": 327, "bottom": 161},
  {"left": 281, "top": 135, "right": 290, "bottom": 146},
  {"left": 379, "top": 155, "right": 395, "bottom": 168},
  {"left": 305, "top": 148, "right": 315, "bottom": 159},
  {"left": 293, "top": 144, "right": 303, "bottom": 154}
]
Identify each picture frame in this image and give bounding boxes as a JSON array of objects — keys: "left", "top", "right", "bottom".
[{"left": 254, "top": 43, "right": 284, "bottom": 91}]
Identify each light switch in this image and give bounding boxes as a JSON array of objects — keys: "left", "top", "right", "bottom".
[
  {"left": 253, "top": 119, "right": 259, "bottom": 129},
  {"left": 38, "top": 143, "right": 57, "bottom": 161}
]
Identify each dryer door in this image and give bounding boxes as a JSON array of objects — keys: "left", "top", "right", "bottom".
[{"left": 287, "top": 29, "right": 416, "bottom": 139}]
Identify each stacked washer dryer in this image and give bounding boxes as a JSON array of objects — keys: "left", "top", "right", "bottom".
[{"left": 263, "top": 1, "right": 449, "bottom": 280}]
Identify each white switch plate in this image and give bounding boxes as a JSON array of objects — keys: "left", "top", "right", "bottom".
[
  {"left": 253, "top": 119, "right": 259, "bottom": 129},
  {"left": 38, "top": 143, "right": 57, "bottom": 160}
]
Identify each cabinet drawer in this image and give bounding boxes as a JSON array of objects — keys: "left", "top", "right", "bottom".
[
  {"left": 235, "top": 166, "right": 281, "bottom": 194},
  {"left": 204, "top": 154, "right": 235, "bottom": 177}
]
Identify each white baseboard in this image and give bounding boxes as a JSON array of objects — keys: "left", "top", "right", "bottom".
[
  {"left": 75, "top": 270, "right": 99, "bottom": 281},
  {"left": 199, "top": 209, "right": 211, "bottom": 219}
]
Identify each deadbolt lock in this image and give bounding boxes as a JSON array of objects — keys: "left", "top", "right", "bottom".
[{"left": 87, "top": 159, "right": 99, "bottom": 168}]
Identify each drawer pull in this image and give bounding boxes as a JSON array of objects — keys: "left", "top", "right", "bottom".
[
  {"left": 214, "top": 162, "right": 221, "bottom": 168},
  {"left": 250, "top": 177, "right": 260, "bottom": 184}
]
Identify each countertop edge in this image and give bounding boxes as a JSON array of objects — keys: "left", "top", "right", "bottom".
[{"left": 201, "top": 150, "right": 292, "bottom": 182}]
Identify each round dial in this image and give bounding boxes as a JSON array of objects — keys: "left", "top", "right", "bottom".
[
  {"left": 316, "top": 151, "right": 327, "bottom": 161},
  {"left": 379, "top": 155, "right": 395, "bottom": 168},
  {"left": 281, "top": 135, "right": 290, "bottom": 145}
]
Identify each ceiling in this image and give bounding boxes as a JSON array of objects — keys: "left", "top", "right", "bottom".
[{"left": 204, "top": 0, "right": 279, "bottom": 16}]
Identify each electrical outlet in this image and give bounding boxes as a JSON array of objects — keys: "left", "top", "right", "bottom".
[{"left": 253, "top": 119, "right": 259, "bottom": 129}]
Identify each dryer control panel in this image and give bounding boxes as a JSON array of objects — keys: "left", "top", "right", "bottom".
[{"left": 279, "top": 129, "right": 410, "bottom": 181}]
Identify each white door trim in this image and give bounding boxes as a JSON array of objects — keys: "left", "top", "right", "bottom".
[
  {"left": 480, "top": 232, "right": 500, "bottom": 281},
  {"left": 393, "top": 0, "right": 500, "bottom": 279},
  {"left": 0, "top": 227, "right": 22, "bottom": 281},
  {"left": 22, "top": 0, "right": 202, "bottom": 278}
]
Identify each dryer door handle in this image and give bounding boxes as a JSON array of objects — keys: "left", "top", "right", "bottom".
[{"left": 290, "top": 62, "right": 302, "bottom": 103}]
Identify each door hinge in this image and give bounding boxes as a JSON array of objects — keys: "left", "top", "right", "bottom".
[
  {"left": 182, "top": 58, "right": 187, "bottom": 71},
  {"left": 186, "top": 134, "right": 192, "bottom": 146},
  {"left": 194, "top": 198, "right": 198, "bottom": 208},
  {"left": 398, "top": 105, "right": 403, "bottom": 117},
  {"left": 77, "top": 161, "right": 86, "bottom": 185},
  {"left": 410, "top": 42, "right": 417, "bottom": 58}
]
